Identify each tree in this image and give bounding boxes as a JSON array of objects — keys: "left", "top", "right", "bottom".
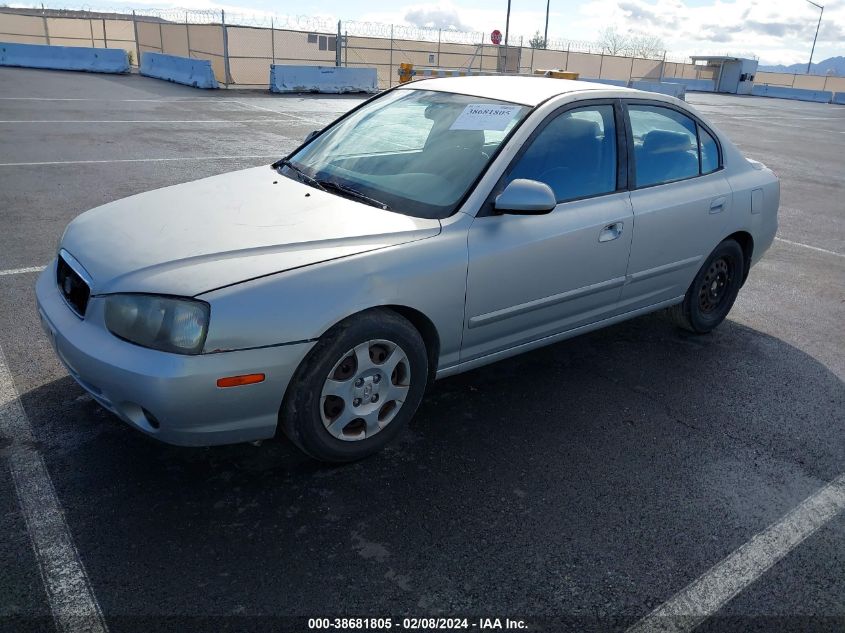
[
  {"left": 597, "top": 26, "right": 664, "bottom": 58},
  {"left": 529, "top": 30, "right": 546, "bottom": 49},
  {"left": 597, "top": 26, "right": 629, "bottom": 55},
  {"left": 628, "top": 32, "right": 665, "bottom": 59}
]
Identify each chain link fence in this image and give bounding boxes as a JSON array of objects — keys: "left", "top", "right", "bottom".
[
  {"left": 0, "top": 9, "right": 137, "bottom": 61},
  {"left": 0, "top": 6, "right": 728, "bottom": 89}
]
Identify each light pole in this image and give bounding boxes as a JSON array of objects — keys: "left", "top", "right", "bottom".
[
  {"left": 502, "top": 0, "right": 512, "bottom": 73},
  {"left": 504, "top": 0, "right": 511, "bottom": 47},
  {"left": 543, "top": 0, "right": 550, "bottom": 49},
  {"left": 806, "top": 0, "right": 824, "bottom": 74}
]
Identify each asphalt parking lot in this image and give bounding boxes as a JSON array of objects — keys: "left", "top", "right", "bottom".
[{"left": 0, "top": 67, "right": 843, "bottom": 632}]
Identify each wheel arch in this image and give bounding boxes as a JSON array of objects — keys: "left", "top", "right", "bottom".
[
  {"left": 380, "top": 304, "right": 440, "bottom": 385},
  {"left": 276, "top": 303, "right": 441, "bottom": 444},
  {"left": 311, "top": 304, "right": 442, "bottom": 386},
  {"left": 725, "top": 230, "right": 754, "bottom": 284}
]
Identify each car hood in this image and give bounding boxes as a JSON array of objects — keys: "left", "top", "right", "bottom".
[{"left": 60, "top": 166, "right": 441, "bottom": 296}]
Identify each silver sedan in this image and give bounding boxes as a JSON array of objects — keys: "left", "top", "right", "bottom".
[{"left": 36, "top": 76, "right": 779, "bottom": 462}]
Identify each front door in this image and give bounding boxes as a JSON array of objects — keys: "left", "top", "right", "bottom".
[{"left": 462, "top": 102, "right": 633, "bottom": 362}]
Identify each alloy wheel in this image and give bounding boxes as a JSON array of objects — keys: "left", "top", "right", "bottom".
[{"left": 319, "top": 339, "right": 411, "bottom": 441}]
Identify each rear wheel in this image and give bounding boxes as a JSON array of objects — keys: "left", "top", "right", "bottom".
[
  {"left": 280, "top": 309, "right": 428, "bottom": 462},
  {"left": 667, "top": 239, "right": 745, "bottom": 333}
]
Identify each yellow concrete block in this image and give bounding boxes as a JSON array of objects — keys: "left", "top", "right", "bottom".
[
  {"left": 533, "top": 69, "right": 580, "bottom": 80},
  {"left": 398, "top": 62, "right": 414, "bottom": 83}
]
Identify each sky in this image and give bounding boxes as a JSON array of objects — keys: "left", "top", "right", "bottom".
[{"left": 16, "top": 0, "right": 845, "bottom": 65}]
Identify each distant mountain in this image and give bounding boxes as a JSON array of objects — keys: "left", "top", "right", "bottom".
[{"left": 758, "top": 56, "right": 845, "bottom": 76}]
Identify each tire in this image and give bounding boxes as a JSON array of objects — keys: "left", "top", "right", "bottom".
[
  {"left": 667, "top": 239, "right": 745, "bottom": 334},
  {"left": 280, "top": 308, "right": 428, "bottom": 462}
]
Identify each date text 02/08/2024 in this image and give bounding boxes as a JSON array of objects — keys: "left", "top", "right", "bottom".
[{"left": 307, "top": 617, "right": 528, "bottom": 630}]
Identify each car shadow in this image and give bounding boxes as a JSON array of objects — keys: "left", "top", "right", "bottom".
[{"left": 5, "top": 312, "right": 845, "bottom": 624}]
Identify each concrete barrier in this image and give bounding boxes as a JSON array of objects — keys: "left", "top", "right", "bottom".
[
  {"left": 581, "top": 77, "right": 628, "bottom": 87},
  {"left": 751, "top": 84, "right": 832, "bottom": 103},
  {"left": 580, "top": 78, "right": 686, "bottom": 99},
  {"left": 270, "top": 65, "right": 378, "bottom": 94},
  {"left": 631, "top": 80, "right": 686, "bottom": 100},
  {"left": 415, "top": 68, "right": 488, "bottom": 78},
  {"left": 831, "top": 92, "right": 845, "bottom": 105},
  {"left": 669, "top": 78, "right": 715, "bottom": 92},
  {"left": 0, "top": 41, "right": 128, "bottom": 73},
  {"left": 140, "top": 52, "right": 218, "bottom": 89}
]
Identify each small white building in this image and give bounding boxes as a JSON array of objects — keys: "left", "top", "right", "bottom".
[{"left": 690, "top": 56, "right": 759, "bottom": 94}]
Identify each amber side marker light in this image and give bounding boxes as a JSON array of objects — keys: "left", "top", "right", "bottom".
[{"left": 217, "top": 373, "right": 266, "bottom": 388}]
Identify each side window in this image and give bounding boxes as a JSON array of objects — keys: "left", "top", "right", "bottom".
[
  {"left": 629, "top": 105, "right": 699, "bottom": 187},
  {"left": 505, "top": 105, "right": 617, "bottom": 203},
  {"left": 699, "top": 126, "right": 720, "bottom": 174}
]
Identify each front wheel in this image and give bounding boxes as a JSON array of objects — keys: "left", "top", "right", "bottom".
[
  {"left": 667, "top": 239, "right": 745, "bottom": 334},
  {"left": 280, "top": 309, "right": 428, "bottom": 462}
]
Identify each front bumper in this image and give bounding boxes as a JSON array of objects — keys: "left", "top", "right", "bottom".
[{"left": 35, "top": 263, "right": 314, "bottom": 446}]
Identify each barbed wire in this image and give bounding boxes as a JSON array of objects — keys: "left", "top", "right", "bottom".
[
  {"left": 0, "top": 4, "right": 670, "bottom": 60},
  {"left": 0, "top": 6, "right": 339, "bottom": 29},
  {"left": 544, "top": 38, "right": 606, "bottom": 55},
  {"left": 341, "top": 21, "right": 484, "bottom": 45}
]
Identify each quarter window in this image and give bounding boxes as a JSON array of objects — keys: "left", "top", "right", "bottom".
[
  {"left": 699, "top": 126, "right": 720, "bottom": 174},
  {"left": 505, "top": 105, "right": 617, "bottom": 203},
  {"left": 628, "top": 104, "right": 721, "bottom": 187}
]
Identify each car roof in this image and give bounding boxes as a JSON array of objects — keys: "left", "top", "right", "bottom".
[{"left": 398, "top": 75, "right": 639, "bottom": 106}]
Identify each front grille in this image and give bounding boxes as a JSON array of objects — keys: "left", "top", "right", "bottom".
[{"left": 56, "top": 253, "right": 90, "bottom": 317}]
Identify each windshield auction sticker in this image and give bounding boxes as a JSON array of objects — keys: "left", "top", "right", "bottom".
[{"left": 450, "top": 103, "right": 522, "bottom": 131}]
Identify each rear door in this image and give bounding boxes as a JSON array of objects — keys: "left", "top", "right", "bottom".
[{"left": 620, "top": 100, "right": 733, "bottom": 311}]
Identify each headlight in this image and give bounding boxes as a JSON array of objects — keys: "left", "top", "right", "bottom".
[{"left": 104, "top": 294, "right": 210, "bottom": 355}]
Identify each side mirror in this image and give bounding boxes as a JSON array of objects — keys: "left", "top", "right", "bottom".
[
  {"left": 494, "top": 179, "right": 556, "bottom": 215},
  {"left": 304, "top": 129, "right": 321, "bottom": 143}
]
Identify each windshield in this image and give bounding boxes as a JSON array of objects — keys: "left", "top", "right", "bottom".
[{"left": 284, "top": 89, "right": 529, "bottom": 219}]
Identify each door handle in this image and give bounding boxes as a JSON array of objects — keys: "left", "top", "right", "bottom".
[
  {"left": 598, "top": 222, "right": 623, "bottom": 243},
  {"left": 710, "top": 196, "right": 727, "bottom": 214}
]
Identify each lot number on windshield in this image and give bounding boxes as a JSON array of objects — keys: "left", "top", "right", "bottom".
[{"left": 450, "top": 103, "right": 522, "bottom": 131}]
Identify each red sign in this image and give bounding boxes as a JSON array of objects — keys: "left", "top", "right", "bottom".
[{"left": 490, "top": 29, "right": 502, "bottom": 45}]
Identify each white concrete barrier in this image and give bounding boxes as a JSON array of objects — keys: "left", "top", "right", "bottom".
[
  {"left": 670, "top": 78, "right": 715, "bottom": 92},
  {"left": 140, "top": 52, "right": 218, "bottom": 89},
  {"left": 581, "top": 78, "right": 627, "bottom": 87},
  {"left": 270, "top": 65, "right": 377, "bottom": 94},
  {"left": 752, "top": 84, "right": 832, "bottom": 104},
  {"left": 0, "top": 41, "right": 128, "bottom": 73},
  {"left": 414, "top": 68, "right": 488, "bottom": 78},
  {"left": 631, "top": 80, "right": 686, "bottom": 100}
]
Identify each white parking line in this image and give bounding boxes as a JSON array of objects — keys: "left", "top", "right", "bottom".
[
  {"left": 627, "top": 473, "right": 845, "bottom": 633},
  {"left": 0, "top": 242, "right": 835, "bottom": 275},
  {"left": 0, "top": 97, "right": 231, "bottom": 102},
  {"left": 774, "top": 237, "right": 844, "bottom": 258},
  {"left": 0, "top": 155, "right": 281, "bottom": 167},
  {"left": 0, "top": 119, "right": 292, "bottom": 124},
  {"left": 722, "top": 118, "right": 842, "bottom": 134},
  {"left": 0, "top": 266, "right": 46, "bottom": 276},
  {"left": 233, "top": 99, "right": 323, "bottom": 125},
  {"left": 0, "top": 343, "right": 109, "bottom": 633},
  {"left": 726, "top": 115, "right": 843, "bottom": 121}
]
